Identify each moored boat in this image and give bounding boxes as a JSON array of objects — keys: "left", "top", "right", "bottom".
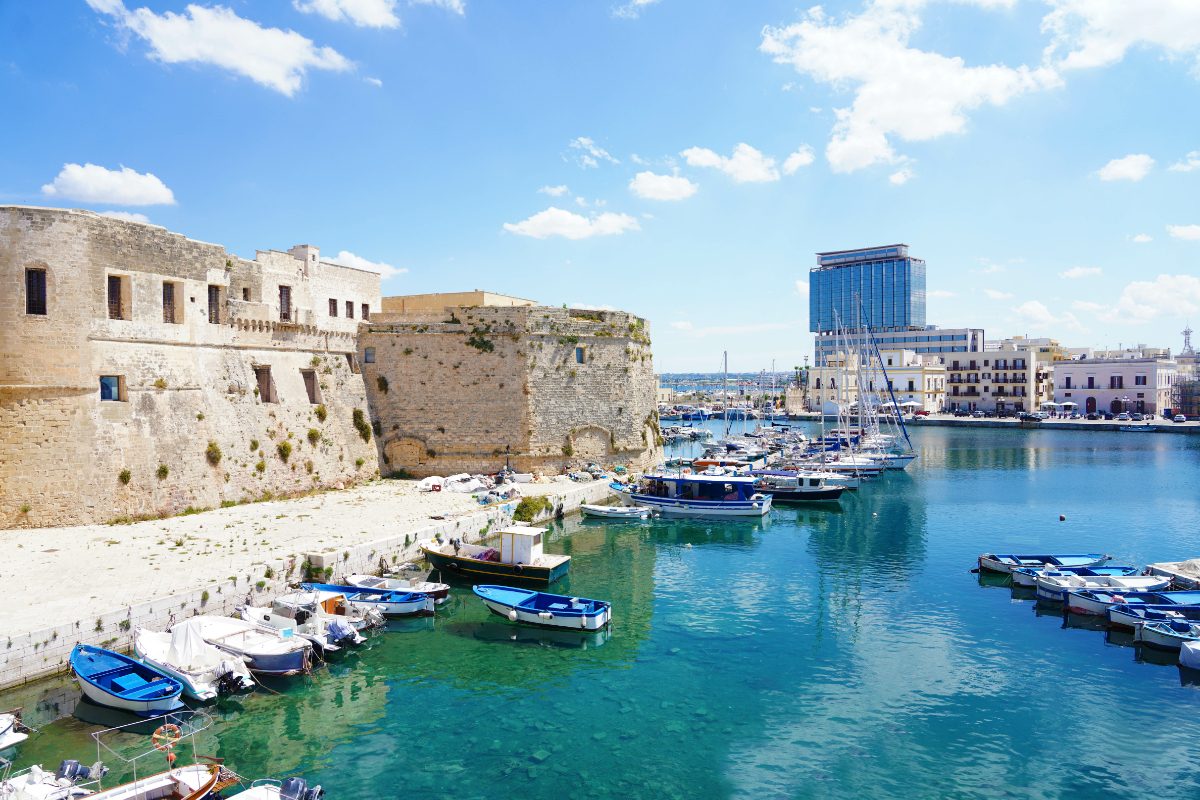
[
  {"left": 1011, "top": 565, "right": 1138, "bottom": 588},
  {"left": 70, "top": 644, "right": 184, "bottom": 717},
  {"left": 420, "top": 527, "right": 571, "bottom": 584},
  {"left": 1033, "top": 574, "right": 1168, "bottom": 603},
  {"left": 172, "top": 616, "right": 312, "bottom": 677},
  {"left": 629, "top": 473, "right": 772, "bottom": 517},
  {"left": 581, "top": 504, "right": 653, "bottom": 520},
  {"left": 300, "top": 583, "right": 434, "bottom": 618},
  {"left": 228, "top": 778, "right": 325, "bottom": 800},
  {"left": 1135, "top": 620, "right": 1200, "bottom": 651},
  {"left": 1145, "top": 558, "right": 1200, "bottom": 589},
  {"left": 237, "top": 590, "right": 373, "bottom": 656},
  {"left": 346, "top": 573, "right": 450, "bottom": 603},
  {"left": 1061, "top": 589, "right": 1200, "bottom": 617},
  {"left": 134, "top": 625, "right": 254, "bottom": 702},
  {"left": 1180, "top": 641, "right": 1200, "bottom": 671},
  {"left": 0, "top": 710, "right": 31, "bottom": 753},
  {"left": 473, "top": 585, "right": 611, "bottom": 631},
  {"left": 1107, "top": 603, "right": 1200, "bottom": 631},
  {"left": 977, "top": 552, "right": 1110, "bottom": 574},
  {"left": 752, "top": 472, "right": 843, "bottom": 503}
]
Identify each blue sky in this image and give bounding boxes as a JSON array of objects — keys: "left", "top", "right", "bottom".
[{"left": 2, "top": 0, "right": 1199, "bottom": 371}]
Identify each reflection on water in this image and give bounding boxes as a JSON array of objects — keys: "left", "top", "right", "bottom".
[{"left": 5, "top": 426, "right": 1200, "bottom": 799}]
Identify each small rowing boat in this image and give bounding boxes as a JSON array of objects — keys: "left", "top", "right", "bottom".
[
  {"left": 300, "top": 583, "right": 434, "bottom": 618},
  {"left": 70, "top": 644, "right": 184, "bottom": 717},
  {"left": 977, "top": 552, "right": 1109, "bottom": 574},
  {"left": 472, "top": 585, "right": 611, "bottom": 631},
  {"left": 1107, "top": 603, "right": 1200, "bottom": 630},
  {"left": 1135, "top": 619, "right": 1200, "bottom": 651},
  {"left": 1034, "top": 573, "right": 1168, "bottom": 604},
  {"left": 0, "top": 709, "right": 30, "bottom": 753},
  {"left": 1011, "top": 565, "right": 1138, "bottom": 588},
  {"left": 347, "top": 572, "right": 450, "bottom": 603},
  {"left": 581, "top": 504, "right": 653, "bottom": 520},
  {"left": 1061, "top": 589, "right": 1200, "bottom": 617}
]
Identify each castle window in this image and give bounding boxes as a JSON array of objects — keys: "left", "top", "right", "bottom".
[
  {"left": 346, "top": 300, "right": 354, "bottom": 319},
  {"left": 99, "top": 375, "right": 126, "bottom": 402},
  {"left": 25, "top": 268, "right": 47, "bottom": 315},
  {"left": 361, "top": 303, "right": 370, "bottom": 321},
  {"left": 575, "top": 347, "right": 585, "bottom": 364},
  {"left": 207, "top": 285, "right": 221, "bottom": 324},
  {"left": 254, "top": 366, "right": 276, "bottom": 403},
  {"left": 162, "top": 282, "right": 180, "bottom": 323},
  {"left": 242, "top": 287, "right": 250, "bottom": 301},
  {"left": 329, "top": 299, "right": 338, "bottom": 317},
  {"left": 300, "top": 369, "right": 320, "bottom": 404},
  {"left": 107, "top": 275, "right": 130, "bottom": 320},
  {"left": 363, "top": 347, "right": 376, "bottom": 364},
  {"left": 279, "top": 285, "right": 292, "bottom": 322}
]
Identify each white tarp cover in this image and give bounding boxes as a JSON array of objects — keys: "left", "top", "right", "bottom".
[
  {"left": 1181, "top": 641, "right": 1200, "bottom": 670},
  {"left": 167, "top": 622, "right": 224, "bottom": 671},
  {"left": 417, "top": 476, "right": 445, "bottom": 492}
]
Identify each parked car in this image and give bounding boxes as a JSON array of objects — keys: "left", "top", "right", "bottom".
[
  {"left": 1069, "top": 412, "right": 1083, "bottom": 419},
  {"left": 1130, "top": 413, "right": 1144, "bottom": 421},
  {"left": 913, "top": 409, "right": 930, "bottom": 417},
  {"left": 971, "top": 410, "right": 985, "bottom": 418},
  {"left": 1018, "top": 412, "right": 1042, "bottom": 423},
  {"left": 1086, "top": 412, "right": 1099, "bottom": 420},
  {"left": 1175, "top": 414, "right": 1188, "bottom": 423},
  {"left": 1102, "top": 412, "right": 1115, "bottom": 420},
  {"left": 953, "top": 409, "right": 969, "bottom": 417},
  {"left": 1116, "top": 412, "right": 1131, "bottom": 421}
]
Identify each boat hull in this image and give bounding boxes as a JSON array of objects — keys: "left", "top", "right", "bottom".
[
  {"left": 71, "top": 644, "right": 185, "bottom": 717},
  {"left": 423, "top": 547, "right": 570, "bottom": 584},
  {"left": 629, "top": 493, "right": 772, "bottom": 517},
  {"left": 0, "top": 714, "right": 29, "bottom": 752},
  {"left": 581, "top": 504, "right": 651, "bottom": 520},
  {"left": 760, "top": 487, "right": 844, "bottom": 503},
  {"left": 978, "top": 553, "right": 1109, "bottom": 574},
  {"left": 480, "top": 599, "right": 611, "bottom": 631},
  {"left": 1135, "top": 624, "right": 1200, "bottom": 651}
]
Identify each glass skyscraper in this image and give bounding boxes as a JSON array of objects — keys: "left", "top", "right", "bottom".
[{"left": 809, "top": 244, "right": 926, "bottom": 334}]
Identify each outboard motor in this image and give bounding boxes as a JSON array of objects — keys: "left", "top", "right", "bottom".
[
  {"left": 293, "top": 608, "right": 311, "bottom": 627},
  {"left": 280, "top": 777, "right": 324, "bottom": 800},
  {"left": 55, "top": 760, "right": 107, "bottom": 784}
]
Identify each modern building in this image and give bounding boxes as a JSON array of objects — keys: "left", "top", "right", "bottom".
[
  {"left": 809, "top": 244, "right": 983, "bottom": 365},
  {"left": 797, "top": 348, "right": 946, "bottom": 414},
  {"left": 943, "top": 337, "right": 1067, "bottom": 413},
  {"left": 1053, "top": 357, "right": 1179, "bottom": 415}
]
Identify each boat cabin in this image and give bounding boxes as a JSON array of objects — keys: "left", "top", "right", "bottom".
[
  {"left": 500, "top": 527, "right": 549, "bottom": 565},
  {"left": 756, "top": 474, "right": 826, "bottom": 491},
  {"left": 638, "top": 474, "right": 760, "bottom": 502}
]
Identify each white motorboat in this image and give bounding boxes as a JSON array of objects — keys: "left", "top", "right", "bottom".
[
  {"left": 172, "top": 616, "right": 312, "bottom": 677},
  {"left": 1135, "top": 620, "right": 1200, "bottom": 651},
  {"left": 1034, "top": 573, "right": 1168, "bottom": 603},
  {"left": 227, "top": 778, "right": 325, "bottom": 800},
  {"left": 238, "top": 589, "right": 377, "bottom": 656},
  {"left": 0, "top": 710, "right": 30, "bottom": 753},
  {"left": 134, "top": 626, "right": 254, "bottom": 702},
  {"left": 346, "top": 572, "right": 450, "bottom": 603},
  {"left": 1180, "top": 640, "right": 1200, "bottom": 670},
  {"left": 1145, "top": 558, "right": 1200, "bottom": 589},
  {"left": 581, "top": 504, "right": 653, "bottom": 520}
]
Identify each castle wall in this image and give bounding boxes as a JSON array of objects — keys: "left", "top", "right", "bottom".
[
  {"left": 360, "top": 305, "right": 661, "bottom": 476},
  {"left": 0, "top": 207, "right": 380, "bottom": 528}
]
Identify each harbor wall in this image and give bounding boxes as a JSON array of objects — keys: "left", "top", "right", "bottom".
[
  {"left": 359, "top": 305, "right": 661, "bottom": 477},
  {"left": 0, "top": 479, "right": 614, "bottom": 692},
  {"left": 0, "top": 207, "right": 381, "bottom": 528}
]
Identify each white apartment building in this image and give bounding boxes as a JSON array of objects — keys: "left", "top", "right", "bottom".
[
  {"left": 944, "top": 340, "right": 1061, "bottom": 413},
  {"left": 1053, "top": 357, "right": 1178, "bottom": 415},
  {"left": 802, "top": 349, "right": 946, "bottom": 413}
]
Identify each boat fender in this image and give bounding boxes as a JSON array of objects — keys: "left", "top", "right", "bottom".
[
  {"left": 449, "top": 562, "right": 460, "bottom": 572},
  {"left": 507, "top": 609, "right": 518, "bottom": 621},
  {"left": 513, "top": 563, "right": 524, "bottom": 575},
  {"left": 539, "top": 611, "right": 553, "bottom": 619}
]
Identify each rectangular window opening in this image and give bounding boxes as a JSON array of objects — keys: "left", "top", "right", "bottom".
[
  {"left": 361, "top": 303, "right": 370, "bottom": 321},
  {"left": 301, "top": 369, "right": 320, "bottom": 404},
  {"left": 329, "top": 299, "right": 338, "bottom": 317},
  {"left": 362, "top": 347, "right": 375, "bottom": 365},
  {"left": 254, "top": 366, "right": 276, "bottom": 403},
  {"left": 162, "top": 282, "right": 178, "bottom": 323},
  {"left": 208, "top": 285, "right": 222, "bottom": 324},
  {"left": 575, "top": 346, "right": 585, "bottom": 364},
  {"left": 279, "top": 285, "right": 292, "bottom": 322},
  {"left": 99, "top": 375, "right": 126, "bottom": 402},
  {"left": 346, "top": 300, "right": 354, "bottom": 319},
  {"left": 26, "top": 268, "right": 47, "bottom": 315},
  {"left": 107, "top": 275, "right": 129, "bottom": 320},
  {"left": 242, "top": 287, "right": 251, "bottom": 301}
]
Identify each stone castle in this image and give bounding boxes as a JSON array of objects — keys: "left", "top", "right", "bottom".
[{"left": 0, "top": 207, "right": 659, "bottom": 528}]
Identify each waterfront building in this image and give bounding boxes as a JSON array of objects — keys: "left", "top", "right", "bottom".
[
  {"left": 945, "top": 337, "right": 1065, "bottom": 413},
  {"left": 1053, "top": 357, "right": 1178, "bottom": 415},
  {"left": 801, "top": 348, "right": 946, "bottom": 414}
]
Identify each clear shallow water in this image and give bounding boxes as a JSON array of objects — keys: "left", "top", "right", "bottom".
[{"left": 7, "top": 425, "right": 1200, "bottom": 799}]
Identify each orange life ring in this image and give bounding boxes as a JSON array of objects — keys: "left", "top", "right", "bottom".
[{"left": 152, "top": 723, "right": 183, "bottom": 752}]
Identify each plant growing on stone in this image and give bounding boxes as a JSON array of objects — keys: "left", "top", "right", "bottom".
[
  {"left": 376, "top": 375, "right": 389, "bottom": 393},
  {"left": 307, "top": 428, "right": 320, "bottom": 445},
  {"left": 156, "top": 464, "right": 169, "bottom": 480},
  {"left": 19, "top": 504, "right": 30, "bottom": 515},
  {"left": 562, "top": 442, "right": 574, "bottom": 457},
  {"left": 352, "top": 408, "right": 372, "bottom": 442},
  {"left": 154, "top": 378, "right": 167, "bottom": 390},
  {"left": 250, "top": 439, "right": 259, "bottom": 452},
  {"left": 314, "top": 404, "right": 327, "bottom": 422},
  {"left": 305, "top": 459, "right": 314, "bottom": 474},
  {"left": 206, "top": 441, "right": 222, "bottom": 466},
  {"left": 355, "top": 457, "right": 365, "bottom": 468},
  {"left": 196, "top": 412, "right": 205, "bottom": 421},
  {"left": 255, "top": 460, "right": 266, "bottom": 473},
  {"left": 118, "top": 468, "right": 132, "bottom": 485},
  {"left": 277, "top": 441, "right": 292, "bottom": 462}
]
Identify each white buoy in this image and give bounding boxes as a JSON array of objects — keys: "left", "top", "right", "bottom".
[{"left": 507, "top": 609, "right": 518, "bottom": 621}]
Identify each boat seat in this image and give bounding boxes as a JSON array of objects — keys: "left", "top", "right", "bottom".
[
  {"left": 548, "top": 603, "right": 569, "bottom": 610},
  {"left": 127, "top": 679, "right": 175, "bottom": 698},
  {"left": 111, "top": 673, "right": 148, "bottom": 693}
]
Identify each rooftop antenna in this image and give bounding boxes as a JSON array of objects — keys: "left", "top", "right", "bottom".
[{"left": 1183, "top": 324, "right": 1195, "bottom": 355}]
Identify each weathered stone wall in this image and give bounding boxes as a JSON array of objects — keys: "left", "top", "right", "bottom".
[
  {"left": 360, "top": 305, "right": 661, "bottom": 476},
  {"left": 0, "top": 206, "right": 381, "bottom": 528}
]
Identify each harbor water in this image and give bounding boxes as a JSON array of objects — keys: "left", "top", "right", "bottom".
[{"left": 6, "top": 424, "right": 1200, "bottom": 799}]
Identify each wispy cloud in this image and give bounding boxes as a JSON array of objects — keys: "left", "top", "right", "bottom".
[
  {"left": 1097, "top": 153, "right": 1154, "bottom": 182},
  {"left": 503, "top": 207, "right": 639, "bottom": 240},
  {"left": 613, "top": 0, "right": 659, "bottom": 19},
  {"left": 680, "top": 143, "right": 779, "bottom": 183},
  {"left": 569, "top": 136, "right": 619, "bottom": 169},
  {"left": 1169, "top": 150, "right": 1200, "bottom": 173},
  {"left": 329, "top": 250, "right": 408, "bottom": 279},
  {"left": 628, "top": 171, "right": 698, "bottom": 201},
  {"left": 782, "top": 145, "right": 815, "bottom": 175},
  {"left": 1131, "top": 233, "right": 1152, "bottom": 243},
  {"left": 984, "top": 288, "right": 1013, "bottom": 300},
  {"left": 538, "top": 184, "right": 569, "bottom": 197},
  {"left": 293, "top": 0, "right": 400, "bottom": 28},
  {"left": 1059, "top": 266, "right": 1101, "bottom": 279},
  {"left": 1167, "top": 224, "right": 1200, "bottom": 241}
]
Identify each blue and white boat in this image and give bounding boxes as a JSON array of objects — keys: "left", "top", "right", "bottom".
[
  {"left": 1135, "top": 620, "right": 1200, "bottom": 651},
  {"left": 1107, "top": 603, "right": 1200, "bottom": 630},
  {"left": 629, "top": 473, "right": 772, "bottom": 517},
  {"left": 1062, "top": 589, "right": 1200, "bottom": 617},
  {"left": 302, "top": 582, "right": 434, "bottom": 617},
  {"left": 977, "top": 552, "right": 1110, "bottom": 574},
  {"left": 1011, "top": 565, "right": 1138, "bottom": 588},
  {"left": 1034, "top": 573, "right": 1168, "bottom": 603},
  {"left": 70, "top": 644, "right": 184, "bottom": 717},
  {"left": 173, "top": 616, "right": 312, "bottom": 677},
  {"left": 473, "top": 585, "right": 611, "bottom": 631}
]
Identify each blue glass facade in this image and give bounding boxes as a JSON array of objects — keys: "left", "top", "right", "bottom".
[{"left": 809, "top": 244, "right": 926, "bottom": 334}]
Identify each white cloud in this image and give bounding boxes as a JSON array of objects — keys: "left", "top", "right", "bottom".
[
  {"left": 329, "top": 250, "right": 407, "bottom": 279},
  {"left": 293, "top": 0, "right": 399, "bottom": 27},
  {"left": 538, "top": 184, "right": 569, "bottom": 197},
  {"left": 795, "top": 280, "right": 810, "bottom": 297},
  {"left": 761, "top": 3, "right": 1060, "bottom": 173},
  {"left": 1060, "top": 266, "right": 1102, "bottom": 278},
  {"left": 502, "top": 207, "right": 640, "bottom": 240},
  {"left": 1169, "top": 150, "right": 1200, "bottom": 172},
  {"left": 1131, "top": 233, "right": 1153, "bottom": 243},
  {"left": 411, "top": 0, "right": 466, "bottom": 15},
  {"left": 613, "top": 0, "right": 658, "bottom": 19},
  {"left": 1102, "top": 274, "right": 1200, "bottom": 323},
  {"left": 984, "top": 288, "right": 1014, "bottom": 300},
  {"left": 1096, "top": 153, "right": 1154, "bottom": 182},
  {"left": 928, "top": 289, "right": 955, "bottom": 298},
  {"left": 569, "top": 137, "right": 619, "bottom": 169},
  {"left": 1013, "top": 300, "right": 1055, "bottom": 326},
  {"left": 629, "top": 171, "right": 698, "bottom": 201},
  {"left": 1167, "top": 224, "right": 1200, "bottom": 240},
  {"left": 889, "top": 166, "right": 915, "bottom": 185},
  {"left": 99, "top": 210, "right": 152, "bottom": 224},
  {"left": 670, "top": 321, "right": 694, "bottom": 331},
  {"left": 42, "top": 163, "right": 175, "bottom": 206},
  {"left": 975, "top": 259, "right": 1006, "bottom": 275},
  {"left": 1041, "top": 0, "right": 1200, "bottom": 76},
  {"left": 782, "top": 145, "right": 815, "bottom": 175},
  {"left": 87, "top": 1, "right": 351, "bottom": 97},
  {"left": 365, "top": 76, "right": 383, "bottom": 87},
  {"left": 680, "top": 143, "right": 780, "bottom": 183},
  {"left": 1072, "top": 300, "right": 1106, "bottom": 313}
]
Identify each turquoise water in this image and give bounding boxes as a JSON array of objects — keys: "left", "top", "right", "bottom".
[{"left": 7, "top": 425, "right": 1200, "bottom": 798}]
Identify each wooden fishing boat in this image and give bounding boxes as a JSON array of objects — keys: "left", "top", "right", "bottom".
[
  {"left": 420, "top": 527, "right": 570, "bottom": 584},
  {"left": 1145, "top": 558, "right": 1200, "bottom": 589},
  {"left": 473, "top": 585, "right": 611, "bottom": 631},
  {"left": 346, "top": 573, "right": 450, "bottom": 602},
  {"left": 1107, "top": 603, "right": 1200, "bottom": 631},
  {"left": 581, "top": 504, "right": 653, "bottom": 520},
  {"left": 300, "top": 583, "right": 434, "bottom": 618},
  {"left": 70, "top": 645, "right": 184, "bottom": 717},
  {"left": 1135, "top": 619, "right": 1200, "bottom": 651},
  {"left": 977, "top": 552, "right": 1110, "bottom": 574},
  {"left": 1061, "top": 589, "right": 1200, "bottom": 617},
  {"left": 1034, "top": 573, "right": 1168, "bottom": 603},
  {"left": 1010, "top": 565, "right": 1138, "bottom": 588},
  {"left": 629, "top": 473, "right": 772, "bottom": 518}
]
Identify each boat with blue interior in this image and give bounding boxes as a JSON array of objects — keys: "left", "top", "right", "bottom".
[
  {"left": 1010, "top": 564, "right": 1138, "bottom": 588},
  {"left": 420, "top": 527, "right": 571, "bottom": 584},
  {"left": 628, "top": 472, "right": 772, "bottom": 517},
  {"left": 1062, "top": 589, "right": 1200, "bottom": 617},
  {"left": 70, "top": 644, "right": 184, "bottom": 717},
  {"left": 472, "top": 585, "right": 611, "bottom": 631},
  {"left": 977, "top": 552, "right": 1110, "bottom": 574},
  {"left": 1107, "top": 603, "right": 1200, "bottom": 631}
]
